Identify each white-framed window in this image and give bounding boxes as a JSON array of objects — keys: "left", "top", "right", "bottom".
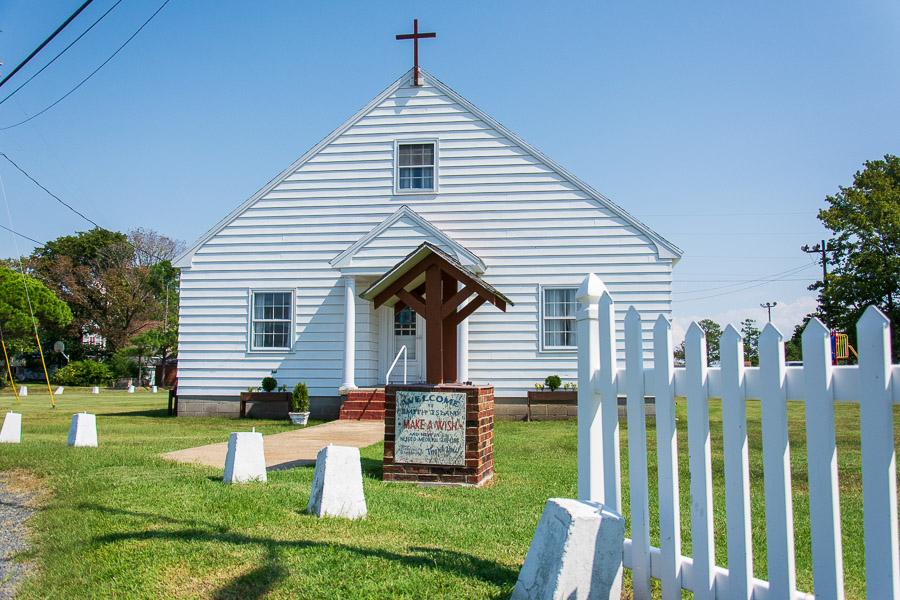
[
  {"left": 540, "top": 286, "right": 578, "bottom": 351},
  {"left": 250, "top": 290, "right": 293, "bottom": 350},
  {"left": 394, "top": 140, "right": 437, "bottom": 194}
]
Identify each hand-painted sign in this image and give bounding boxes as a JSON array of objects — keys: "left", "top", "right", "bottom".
[{"left": 395, "top": 391, "right": 466, "bottom": 465}]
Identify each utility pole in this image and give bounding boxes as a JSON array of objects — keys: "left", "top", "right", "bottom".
[
  {"left": 760, "top": 301, "right": 777, "bottom": 322},
  {"left": 801, "top": 239, "right": 836, "bottom": 326}
]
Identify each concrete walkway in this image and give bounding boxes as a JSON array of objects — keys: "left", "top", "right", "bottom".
[{"left": 160, "top": 420, "right": 384, "bottom": 472}]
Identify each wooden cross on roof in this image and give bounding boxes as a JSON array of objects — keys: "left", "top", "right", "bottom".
[
  {"left": 361, "top": 243, "right": 512, "bottom": 384},
  {"left": 396, "top": 19, "right": 436, "bottom": 87}
]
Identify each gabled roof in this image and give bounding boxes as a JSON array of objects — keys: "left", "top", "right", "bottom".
[
  {"left": 174, "top": 67, "right": 681, "bottom": 268},
  {"left": 360, "top": 241, "right": 512, "bottom": 309},
  {"left": 330, "top": 205, "right": 485, "bottom": 274}
]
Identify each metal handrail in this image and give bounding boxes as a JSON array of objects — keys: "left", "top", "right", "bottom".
[{"left": 386, "top": 345, "right": 407, "bottom": 384}]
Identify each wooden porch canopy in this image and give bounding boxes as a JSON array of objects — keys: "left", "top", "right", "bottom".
[{"left": 360, "top": 242, "right": 513, "bottom": 384}]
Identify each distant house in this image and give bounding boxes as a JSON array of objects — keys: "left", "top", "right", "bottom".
[
  {"left": 173, "top": 68, "right": 681, "bottom": 418},
  {"left": 81, "top": 329, "right": 106, "bottom": 349}
]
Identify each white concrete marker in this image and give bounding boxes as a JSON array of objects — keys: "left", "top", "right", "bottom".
[
  {"left": 91, "top": 386, "right": 99, "bottom": 394},
  {"left": 67, "top": 412, "right": 98, "bottom": 447},
  {"left": 18, "top": 386, "right": 27, "bottom": 396},
  {"left": 151, "top": 385, "right": 158, "bottom": 393},
  {"left": 511, "top": 498, "right": 625, "bottom": 600},
  {"left": 54, "top": 386, "right": 64, "bottom": 395},
  {"left": 127, "top": 385, "right": 135, "bottom": 393},
  {"left": 0, "top": 412, "right": 22, "bottom": 443},
  {"left": 307, "top": 444, "right": 367, "bottom": 519},
  {"left": 223, "top": 430, "right": 267, "bottom": 483}
]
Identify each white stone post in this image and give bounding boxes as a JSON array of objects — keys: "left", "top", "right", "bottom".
[
  {"left": 307, "top": 444, "right": 367, "bottom": 519},
  {"left": 0, "top": 412, "right": 22, "bottom": 443},
  {"left": 341, "top": 275, "right": 357, "bottom": 391},
  {"left": 18, "top": 386, "right": 27, "bottom": 396},
  {"left": 67, "top": 412, "right": 98, "bottom": 447},
  {"left": 511, "top": 498, "right": 624, "bottom": 600},
  {"left": 576, "top": 274, "right": 603, "bottom": 502},
  {"left": 223, "top": 430, "right": 267, "bottom": 483}
]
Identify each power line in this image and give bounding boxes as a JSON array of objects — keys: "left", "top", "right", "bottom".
[
  {"left": 0, "top": 222, "right": 43, "bottom": 246},
  {"left": 0, "top": 152, "right": 100, "bottom": 228},
  {"left": 673, "top": 264, "right": 815, "bottom": 302},
  {"left": 0, "top": 0, "right": 124, "bottom": 106},
  {"left": 674, "top": 263, "right": 815, "bottom": 295},
  {"left": 0, "top": 0, "right": 172, "bottom": 131},
  {"left": 0, "top": 0, "right": 96, "bottom": 89},
  {"left": 0, "top": 152, "right": 174, "bottom": 265}
]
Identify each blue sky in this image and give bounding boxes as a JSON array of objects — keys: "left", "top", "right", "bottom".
[{"left": 0, "top": 1, "right": 897, "bottom": 341}]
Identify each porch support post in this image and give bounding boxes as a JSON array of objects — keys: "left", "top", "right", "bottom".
[
  {"left": 457, "top": 280, "right": 469, "bottom": 383},
  {"left": 341, "top": 275, "right": 357, "bottom": 391},
  {"left": 442, "top": 270, "right": 458, "bottom": 383},
  {"left": 425, "top": 264, "right": 443, "bottom": 383}
]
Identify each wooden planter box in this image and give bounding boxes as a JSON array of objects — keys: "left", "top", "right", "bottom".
[
  {"left": 527, "top": 390, "right": 577, "bottom": 404},
  {"left": 526, "top": 390, "right": 577, "bottom": 421},
  {"left": 239, "top": 391, "right": 292, "bottom": 418}
]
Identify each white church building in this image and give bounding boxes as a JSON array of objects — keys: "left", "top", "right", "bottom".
[{"left": 173, "top": 67, "right": 681, "bottom": 418}]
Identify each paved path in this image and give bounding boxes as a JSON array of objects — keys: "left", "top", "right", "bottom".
[
  {"left": 160, "top": 420, "right": 384, "bottom": 471},
  {"left": 0, "top": 473, "right": 36, "bottom": 600}
]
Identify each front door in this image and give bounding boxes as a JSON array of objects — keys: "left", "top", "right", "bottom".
[{"left": 381, "top": 306, "right": 424, "bottom": 384}]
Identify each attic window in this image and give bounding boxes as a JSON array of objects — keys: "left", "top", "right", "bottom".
[{"left": 397, "top": 142, "right": 435, "bottom": 192}]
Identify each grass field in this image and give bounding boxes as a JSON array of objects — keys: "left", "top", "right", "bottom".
[{"left": 0, "top": 390, "right": 889, "bottom": 599}]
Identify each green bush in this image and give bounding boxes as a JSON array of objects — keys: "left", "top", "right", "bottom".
[
  {"left": 109, "top": 351, "right": 138, "bottom": 379},
  {"left": 544, "top": 375, "right": 562, "bottom": 391},
  {"left": 292, "top": 381, "right": 309, "bottom": 412},
  {"left": 52, "top": 360, "right": 114, "bottom": 386},
  {"left": 261, "top": 376, "right": 277, "bottom": 392}
]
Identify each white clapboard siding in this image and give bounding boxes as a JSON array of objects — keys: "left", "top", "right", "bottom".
[
  {"left": 175, "top": 69, "right": 677, "bottom": 398},
  {"left": 576, "top": 274, "right": 900, "bottom": 600}
]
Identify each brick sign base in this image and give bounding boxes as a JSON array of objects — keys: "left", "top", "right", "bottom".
[{"left": 383, "top": 383, "right": 494, "bottom": 487}]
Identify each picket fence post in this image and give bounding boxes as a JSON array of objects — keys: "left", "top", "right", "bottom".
[
  {"left": 685, "top": 322, "right": 716, "bottom": 600},
  {"left": 625, "top": 307, "right": 651, "bottom": 598},
  {"left": 576, "top": 273, "right": 603, "bottom": 502},
  {"left": 802, "top": 318, "right": 845, "bottom": 599},
  {"left": 759, "top": 324, "right": 798, "bottom": 598},
  {"left": 596, "top": 285, "right": 622, "bottom": 512},
  {"left": 652, "top": 314, "right": 682, "bottom": 600},
  {"left": 720, "top": 325, "right": 753, "bottom": 600},
  {"left": 858, "top": 306, "right": 900, "bottom": 598}
]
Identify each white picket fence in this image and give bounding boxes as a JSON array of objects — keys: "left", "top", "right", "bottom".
[{"left": 576, "top": 273, "right": 900, "bottom": 600}]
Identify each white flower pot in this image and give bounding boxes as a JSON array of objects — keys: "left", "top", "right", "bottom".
[{"left": 289, "top": 412, "right": 310, "bottom": 426}]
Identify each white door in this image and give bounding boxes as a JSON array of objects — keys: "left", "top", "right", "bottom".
[{"left": 381, "top": 306, "right": 424, "bottom": 384}]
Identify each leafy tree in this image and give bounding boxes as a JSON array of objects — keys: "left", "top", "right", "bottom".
[
  {"left": 698, "top": 318, "right": 723, "bottom": 364},
  {"left": 0, "top": 266, "right": 73, "bottom": 379},
  {"left": 674, "top": 318, "right": 723, "bottom": 364},
  {"left": 740, "top": 318, "right": 761, "bottom": 366},
  {"left": 25, "top": 227, "right": 183, "bottom": 352},
  {"left": 813, "top": 154, "right": 900, "bottom": 361},
  {"left": 31, "top": 227, "right": 127, "bottom": 267}
]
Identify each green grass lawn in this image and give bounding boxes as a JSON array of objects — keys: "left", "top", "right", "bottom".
[{"left": 0, "top": 390, "right": 888, "bottom": 599}]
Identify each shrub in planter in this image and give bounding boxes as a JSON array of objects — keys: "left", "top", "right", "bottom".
[
  {"left": 261, "top": 376, "right": 277, "bottom": 392},
  {"left": 544, "top": 375, "right": 562, "bottom": 392},
  {"left": 52, "top": 360, "right": 115, "bottom": 386},
  {"left": 292, "top": 381, "right": 309, "bottom": 412}
]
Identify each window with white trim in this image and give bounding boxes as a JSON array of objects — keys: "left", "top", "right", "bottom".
[
  {"left": 251, "top": 291, "right": 292, "bottom": 350},
  {"left": 541, "top": 287, "right": 578, "bottom": 350},
  {"left": 397, "top": 142, "right": 435, "bottom": 191}
]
